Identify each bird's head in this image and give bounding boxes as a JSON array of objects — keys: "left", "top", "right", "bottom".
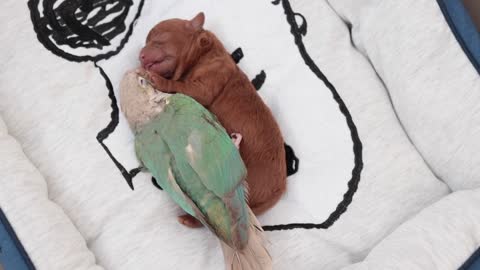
[{"left": 119, "top": 69, "right": 172, "bottom": 132}]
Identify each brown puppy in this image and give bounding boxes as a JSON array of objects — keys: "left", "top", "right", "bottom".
[{"left": 140, "top": 12, "right": 286, "bottom": 227}]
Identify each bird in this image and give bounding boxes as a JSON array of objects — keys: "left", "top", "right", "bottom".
[{"left": 119, "top": 69, "right": 272, "bottom": 270}]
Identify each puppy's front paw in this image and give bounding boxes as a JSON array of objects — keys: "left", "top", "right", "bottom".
[
  {"left": 135, "top": 68, "right": 152, "bottom": 81},
  {"left": 151, "top": 76, "right": 175, "bottom": 93}
]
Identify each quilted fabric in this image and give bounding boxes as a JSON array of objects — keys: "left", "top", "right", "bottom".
[{"left": 2, "top": 0, "right": 475, "bottom": 269}]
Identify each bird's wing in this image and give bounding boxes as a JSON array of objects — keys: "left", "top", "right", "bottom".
[
  {"left": 135, "top": 123, "right": 198, "bottom": 217},
  {"left": 157, "top": 95, "right": 250, "bottom": 246},
  {"left": 162, "top": 94, "right": 247, "bottom": 198},
  {"left": 135, "top": 112, "right": 242, "bottom": 243}
]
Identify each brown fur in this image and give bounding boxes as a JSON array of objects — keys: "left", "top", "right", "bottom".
[{"left": 140, "top": 13, "right": 286, "bottom": 216}]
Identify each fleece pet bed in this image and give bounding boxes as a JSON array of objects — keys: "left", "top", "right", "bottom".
[
  {"left": 328, "top": 0, "right": 480, "bottom": 268},
  {"left": 328, "top": 0, "right": 480, "bottom": 191},
  {"left": 0, "top": 0, "right": 476, "bottom": 269}
]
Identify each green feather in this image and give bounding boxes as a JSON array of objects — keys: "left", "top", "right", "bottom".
[{"left": 135, "top": 94, "right": 249, "bottom": 248}]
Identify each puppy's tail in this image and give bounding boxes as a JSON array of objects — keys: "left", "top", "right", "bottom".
[{"left": 220, "top": 208, "right": 272, "bottom": 270}]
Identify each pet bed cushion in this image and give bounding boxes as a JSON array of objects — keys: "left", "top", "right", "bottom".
[
  {"left": 328, "top": 0, "right": 480, "bottom": 191},
  {"left": 0, "top": 116, "right": 102, "bottom": 270},
  {"left": 0, "top": 0, "right": 451, "bottom": 269},
  {"left": 342, "top": 188, "right": 480, "bottom": 270}
]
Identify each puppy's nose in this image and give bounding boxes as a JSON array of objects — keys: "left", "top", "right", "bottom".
[{"left": 139, "top": 52, "right": 148, "bottom": 68}]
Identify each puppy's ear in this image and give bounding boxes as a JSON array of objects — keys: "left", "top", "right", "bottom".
[
  {"left": 189, "top": 12, "right": 205, "bottom": 31},
  {"left": 197, "top": 32, "right": 212, "bottom": 49}
]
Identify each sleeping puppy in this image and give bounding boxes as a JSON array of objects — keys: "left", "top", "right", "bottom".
[{"left": 139, "top": 12, "right": 286, "bottom": 228}]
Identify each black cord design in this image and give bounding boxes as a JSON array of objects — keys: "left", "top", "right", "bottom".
[
  {"left": 27, "top": 0, "right": 361, "bottom": 232},
  {"left": 263, "top": 0, "right": 363, "bottom": 231},
  {"left": 28, "top": 0, "right": 145, "bottom": 62}
]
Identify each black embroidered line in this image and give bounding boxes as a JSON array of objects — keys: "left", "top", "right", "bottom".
[
  {"left": 94, "top": 66, "right": 162, "bottom": 192},
  {"left": 94, "top": 63, "right": 136, "bottom": 190},
  {"left": 53, "top": 0, "right": 128, "bottom": 48},
  {"left": 293, "top": 12, "right": 307, "bottom": 36},
  {"left": 28, "top": 0, "right": 356, "bottom": 231},
  {"left": 28, "top": 0, "right": 145, "bottom": 62},
  {"left": 251, "top": 70, "right": 266, "bottom": 90},
  {"left": 129, "top": 166, "right": 143, "bottom": 177},
  {"left": 284, "top": 143, "right": 299, "bottom": 176},
  {"left": 263, "top": 0, "right": 363, "bottom": 231},
  {"left": 231, "top": 47, "right": 244, "bottom": 63},
  {"left": 152, "top": 177, "right": 164, "bottom": 190}
]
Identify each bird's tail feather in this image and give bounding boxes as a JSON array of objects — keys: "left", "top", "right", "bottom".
[{"left": 220, "top": 208, "right": 272, "bottom": 270}]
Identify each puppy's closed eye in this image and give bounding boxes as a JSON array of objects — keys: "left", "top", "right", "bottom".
[{"left": 153, "top": 33, "right": 171, "bottom": 43}]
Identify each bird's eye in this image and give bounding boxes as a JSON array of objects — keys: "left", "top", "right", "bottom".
[{"left": 138, "top": 77, "right": 147, "bottom": 88}]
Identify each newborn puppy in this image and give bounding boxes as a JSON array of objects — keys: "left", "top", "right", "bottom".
[{"left": 140, "top": 12, "right": 286, "bottom": 227}]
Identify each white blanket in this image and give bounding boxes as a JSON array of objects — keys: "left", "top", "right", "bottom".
[{"left": 0, "top": 0, "right": 476, "bottom": 269}]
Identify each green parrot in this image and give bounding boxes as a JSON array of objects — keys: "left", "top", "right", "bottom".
[{"left": 119, "top": 69, "right": 271, "bottom": 270}]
